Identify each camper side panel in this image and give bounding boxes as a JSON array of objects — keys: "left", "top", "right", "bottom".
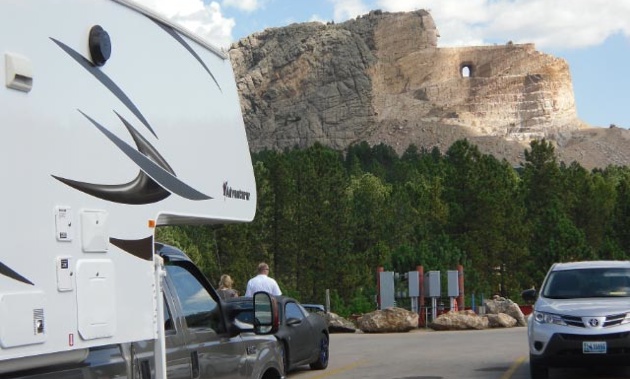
[{"left": 0, "top": 0, "right": 256, "bottom": 364}]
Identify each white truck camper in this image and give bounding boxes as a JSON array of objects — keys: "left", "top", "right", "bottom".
[{"left": 0, "top": 0, "right": 256, "bottom": 375}]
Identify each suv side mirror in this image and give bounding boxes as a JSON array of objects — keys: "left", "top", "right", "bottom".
[
  {"left": 522, "top": 288, "right": 537, "bottom": 302},
  {"left": 253, "top": 292, "right": 279, "bottom": 334}
]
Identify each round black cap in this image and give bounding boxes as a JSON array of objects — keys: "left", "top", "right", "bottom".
[{"left": 89, "top": 25, "right": 111, "bottom": 67}]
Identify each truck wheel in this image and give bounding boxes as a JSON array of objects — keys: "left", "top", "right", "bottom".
[{"left": 309, "top": 333, "right": 329, "bottom": 370}]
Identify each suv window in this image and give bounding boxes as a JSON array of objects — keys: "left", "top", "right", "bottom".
[
  {"left": 543, "top": 268, "right": 630, "bottom": 299},
  {"left": 166, "top": 264, "right": 221, "bottom": 332}
]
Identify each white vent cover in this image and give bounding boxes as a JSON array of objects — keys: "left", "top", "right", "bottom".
[{"left": 5, "top": 52, "right": 33, "bottom": 92}]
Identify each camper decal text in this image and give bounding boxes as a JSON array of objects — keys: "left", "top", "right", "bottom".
[{"left": 223, "top": 182, "right": 251, "bottom": 201}]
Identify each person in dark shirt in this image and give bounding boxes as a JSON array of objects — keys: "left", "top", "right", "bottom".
[{"left": 217, "top": 274, "right": 238, "bottom": 299}]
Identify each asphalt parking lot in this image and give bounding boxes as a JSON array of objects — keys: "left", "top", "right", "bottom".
[{"left": 289, "top": 327, "right": 630, "bottom": 379}]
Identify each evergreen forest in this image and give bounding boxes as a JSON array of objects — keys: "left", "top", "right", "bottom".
[{"left": 156, "top": 138, "right": 630, "bottom": 317}]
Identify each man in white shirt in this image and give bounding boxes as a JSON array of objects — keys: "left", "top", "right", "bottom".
[{"left": 245, "top": 262, "right": 282, "bottom": 297}]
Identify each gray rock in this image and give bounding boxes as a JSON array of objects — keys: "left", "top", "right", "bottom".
[
  {"left": 429, "top": 310, "right": 489, "bottom": 331},
  {"left": 486, "top": 313, "right": 518, "bottom": 328},
  {"left": 325, "top": 312, "right": 357, "bottom": 333},
  {"left": 358, "top": 307, "right": 419, "bottom": 333},
  {"left": 484, "top": 296, "right": 527, "bottom": 326}
]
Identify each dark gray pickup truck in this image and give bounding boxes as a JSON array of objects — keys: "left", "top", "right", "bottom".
[{"left": 5, "top": 243, "right": 285, "bottom": 379}]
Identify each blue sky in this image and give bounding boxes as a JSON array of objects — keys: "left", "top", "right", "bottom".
[{"left": 138, "top": 0, "right": 630, "bottom": 129}]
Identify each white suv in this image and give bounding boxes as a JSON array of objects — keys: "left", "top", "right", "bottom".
[{"left": 522, "top": 261, "right": 630, "bottom": 379}]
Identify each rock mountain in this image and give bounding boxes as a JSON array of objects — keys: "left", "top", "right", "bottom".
[{"left": 229, "top": 10, "right": 630, "bottom": 169}]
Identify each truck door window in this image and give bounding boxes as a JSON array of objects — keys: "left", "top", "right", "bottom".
[
  {"left": 165, "top": 265, "right": 221, "bottom": 333},
  {"left": 163, "top": 295, "right": 174, "bottom": 331}
]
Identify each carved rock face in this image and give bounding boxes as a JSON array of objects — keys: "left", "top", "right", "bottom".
[{"left": 229, "top": 10, "right": 617, "bottom": 167}]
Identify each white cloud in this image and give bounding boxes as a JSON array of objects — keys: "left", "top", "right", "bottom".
[
  {"left": 134, "top": 0, "right": 235, "bottom": 48},
  {"left": 222, "top": 0, "right": 263, "bottom": 12},
  {"left": 131, "top": 0, "right": 630, "bottom": 51},
  {"left": 373, "top": 0, "right": 630, "bottom": 50},
  {"left": 328, "top": 0, "right": 370, "bottom": 22},
  {"left": 309, "top": 14, "right": 328, "bottom": 24}
]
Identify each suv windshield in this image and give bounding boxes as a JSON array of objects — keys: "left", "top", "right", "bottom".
[{"left": 542, "top": 267, "right": 630, "bottom": 299}]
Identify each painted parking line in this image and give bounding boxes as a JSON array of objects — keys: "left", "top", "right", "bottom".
[
  {"left": 304, "top": 360, "right": 367, "bottom": 379},
  {"left": 501, "top": 356, "right": 526, "bottom": 379}
]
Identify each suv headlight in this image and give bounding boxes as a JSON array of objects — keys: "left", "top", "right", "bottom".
[{"left": 533, "top": 311, "right": 566, "bottom": 326}]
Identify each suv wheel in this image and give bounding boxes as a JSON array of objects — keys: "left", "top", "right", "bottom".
[{"left": 529, "top": 357, "right": 548, "bottom": 379}]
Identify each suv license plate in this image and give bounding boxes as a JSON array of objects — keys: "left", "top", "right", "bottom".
[{"left": 583, "top": 341, "right": 607, "bottom": 354}]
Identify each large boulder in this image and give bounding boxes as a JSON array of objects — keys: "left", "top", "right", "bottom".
[
  {"left": 429, "top": 310, "right": 489, "bottom": 331},
  {"left": 325, "top": 312, "right": 358, "bottom": 333},
  {"left": 486, "top": 313, "right": 518, "bottom": 328},
  {"left": 484, "top": 296, "right": 527, "bottom": 326},
  {"left": 358, "top": 307, "right": 418, "bottom": 333}
]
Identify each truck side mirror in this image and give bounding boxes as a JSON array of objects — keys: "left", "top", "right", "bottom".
[{"left": 253, "top": 292, "right": 279, "bottom": 334}]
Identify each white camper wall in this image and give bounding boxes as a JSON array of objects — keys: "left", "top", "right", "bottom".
[{"left": 0, "top": 0, "right": 256, "bottom": 362}]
